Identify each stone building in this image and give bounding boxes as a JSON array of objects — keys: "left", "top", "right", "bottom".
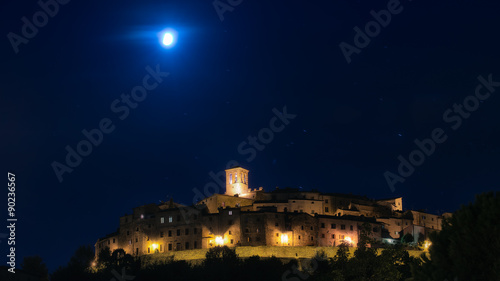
[{"left": 95, "top": 166, "right": 444, "bottom": 256}]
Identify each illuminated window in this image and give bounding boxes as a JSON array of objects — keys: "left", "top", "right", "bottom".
[
  {"left": 229, "top": 174, "right": 232, "bottom": 184},
  {"left": 235, "top": 174, "right": 237, "bottom": 183},
  {"left": 169, "top": 216, "right": 172, "bottom": 223},
  {"left": 161, "top": 217, "right": 165, "bottom": 224},
  {"left": 229, "top": 211, "right": 233, "bottom": 215},
  {"left": 141, "top": 214, "right": 144, "bottom": 219}
]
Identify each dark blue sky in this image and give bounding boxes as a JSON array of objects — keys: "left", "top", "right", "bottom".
[{"left": 2, "top": 0, "right": 500, "bottom": 272}]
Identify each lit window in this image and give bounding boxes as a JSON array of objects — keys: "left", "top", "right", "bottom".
[
  {"left": 229, "top": 211, "right": 233, "bottom": 215},
  {"left": 169, "top": 216, "right": 172, "bottom": 223},
  {"left": 161, "top": 217, "right": 165, "bottom": 224},
  {"left": 140, "top": 214, "right": 144, "bottom": 219},
  {"left": 229, "top": 174, "right": 232, "bottom": 184},
  {"left": 235, "top": 174, "right": 237, "bottom": 183}
]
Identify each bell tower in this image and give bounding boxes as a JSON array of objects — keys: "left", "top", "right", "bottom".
[{"left": 225, "top": 166, "right": 249, "bottom": 196}]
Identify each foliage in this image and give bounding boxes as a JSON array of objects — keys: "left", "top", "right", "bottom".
[
  {"left": 21, "top": 255, "right": 49, "bottom": 281},
  {"left": 401, "top": 233, "right": 414, "bottom": 244},
  {"left": 412, "top": 192, "right": 500, "bottom": 281}
]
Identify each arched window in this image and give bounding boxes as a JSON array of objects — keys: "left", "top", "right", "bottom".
[{"left": 229, "top": 173, "right": 232, "bottom": 184}]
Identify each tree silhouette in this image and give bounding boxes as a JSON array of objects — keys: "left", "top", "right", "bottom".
[
  {"left": 21, "top": 255, "right": 49, "bottom": 281},
  {"left": 412, "top": 192, "right": 500, "bottom": 281}
]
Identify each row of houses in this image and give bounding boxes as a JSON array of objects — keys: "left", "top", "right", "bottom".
[{"left": 95, "top": 166, "right": 450, "bottom": 256}]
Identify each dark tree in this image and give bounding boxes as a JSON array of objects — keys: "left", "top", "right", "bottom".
[
  {"left": 412, "top": 192, "right": 500, "bottom": 281},
  {"left": 21, "top": 256, "right": 49, "bottom": 281},
  {"left": 401, "top": 233, "right": 414, "bottom": 244}
]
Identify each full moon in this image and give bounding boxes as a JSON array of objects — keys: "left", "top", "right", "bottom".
[{"left": 163, "top": 33, "right": 174, "bottom": 46}]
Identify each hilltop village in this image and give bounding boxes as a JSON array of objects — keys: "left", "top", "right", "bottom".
[{"left": 95, "top": 166, "right": 448, "bottom": 256}]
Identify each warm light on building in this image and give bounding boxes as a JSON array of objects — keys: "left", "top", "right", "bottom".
[
  {"left": 215, "top": 236, "right": 224, "bottom": 246},
  {"left": 344, "top": 236, "right": 352, "bottom": 244},
  {"left": 280, "top": 234, "right": 289, "bottom": 245},
  {"left": 423, "top": 240, "right": 432, "bottom": 251}
]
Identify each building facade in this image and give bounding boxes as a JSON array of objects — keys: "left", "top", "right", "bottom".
[{"left": 95, "top": 166, "right": 446, "bottom": 256}]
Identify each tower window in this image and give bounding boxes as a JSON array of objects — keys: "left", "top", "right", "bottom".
[
  {"left": 235, "top": 174, "right": 237, "bottom": 183},
  {"left": 229, "top": 174, "right": 232, "bottom": 184}
]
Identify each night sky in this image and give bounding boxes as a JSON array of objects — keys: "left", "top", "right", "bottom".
[{"left": 2, "top": 0, "right": 500, "bottom": 272}]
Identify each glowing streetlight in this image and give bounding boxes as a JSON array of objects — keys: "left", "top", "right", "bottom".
[
  {"left": 280, "top": 234, "right": 289, "bottom": 245},
  {"left": 215, "top": 236, "right": 224, "bottom": 246}
]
